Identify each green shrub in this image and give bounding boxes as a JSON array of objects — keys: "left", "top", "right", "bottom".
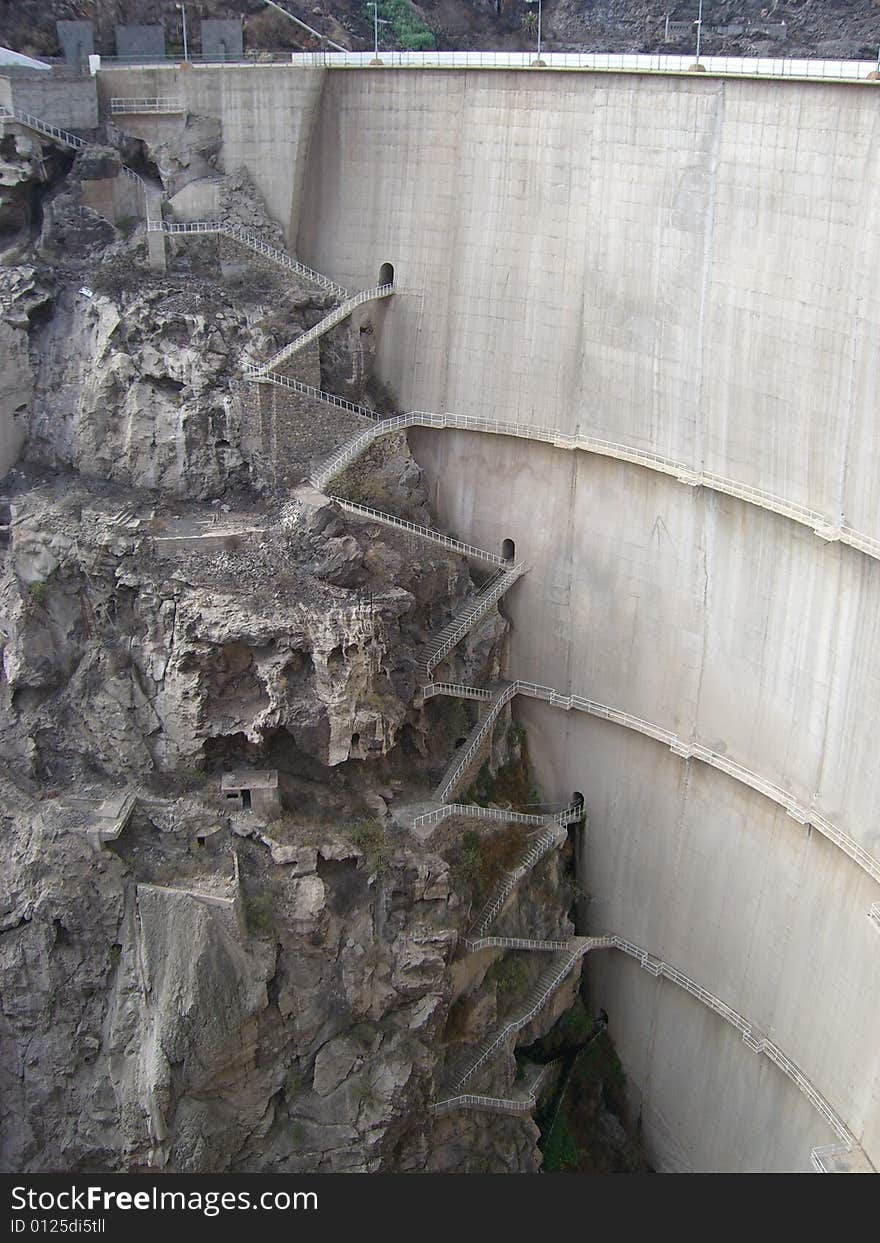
[
  {"left": 362, "top": 0, "right": 436, "bottom": 52},
  {"left": 488, "top": 953, "right": 528, "bottom": 1001},
  {"left": 542, "top": 1112, "right": 582, "bottom": 1172},
  {"left": 560, "top": 998, "right": 594, "bottom": 1042},
  {"left": 349, "top": 818, "right": 393, "bottom": 876},
  {"left": 27, "top": 580, "right": 48, "bottom": 606},
  {"left": 244, "top": 892, "right": 274, "bottom": 934}
]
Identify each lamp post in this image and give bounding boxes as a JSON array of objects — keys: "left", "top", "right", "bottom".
[
  {"left": 367, "top": 3, "right": 390, "bottom": 65},
  {"left": 533, "top": 0, "right": 546, "bottom": 66},
  {"left": 177, "top": 3, "right": 189, "bottom": 62},
  {"left": 695, "top": 0, "right": 703, "bottom": 64}
]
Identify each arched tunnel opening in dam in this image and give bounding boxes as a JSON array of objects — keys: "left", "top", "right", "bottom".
[{"left": 6, "top": 53, "right": 878, "bottom": 1177}]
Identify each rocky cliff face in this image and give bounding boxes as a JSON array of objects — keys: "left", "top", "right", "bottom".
[{"left": 0, "top": 134, "right": 587, "bottom": 1174}]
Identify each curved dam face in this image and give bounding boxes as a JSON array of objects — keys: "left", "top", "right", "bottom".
[
  {"left": 100, "top": 63, "right": 880, "bottom": 1170},
  {"left": 296, "top": 70, "right": 880, "bottom": 1172}
]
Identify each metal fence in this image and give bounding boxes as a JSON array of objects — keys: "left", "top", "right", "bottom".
[{"left": 92, "top": 51, "right": 880, "bottom": 84}]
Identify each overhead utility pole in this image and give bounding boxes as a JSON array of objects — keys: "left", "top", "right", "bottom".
[{"left": 262, "top": 0, "right": 348, "bottom": 53}]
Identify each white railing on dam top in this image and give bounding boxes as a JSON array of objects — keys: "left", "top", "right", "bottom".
[
  {"left": 297, "top": 403, "right": 880, "bottom": 567},
  {"left": 93, "top": 51, "right": 880, "bottom": 84},
  {"left": 425, "top": 680, "right": 880, "bottom": 890}
]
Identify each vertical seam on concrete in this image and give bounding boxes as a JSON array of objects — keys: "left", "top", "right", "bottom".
[
  {"left": 438, "top": 76, "right": 467, "bottom": 412},
  {"left": 290, "top": 69, "right": 328, "bottom": 248},
  {"left": 812, "top": 549, "right": 846, "bottom": 816},
  {"left": 693, "top": 82, "right": 724, "bottom": 474},
  {"left": 837, "top": 100, "right": 879, "bottom": 528}
]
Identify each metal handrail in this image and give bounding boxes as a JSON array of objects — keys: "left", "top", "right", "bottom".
[
  {"left": 466, "top": 823, "right": 569, "bottom": 938},
  {"left": 92, "top": 51, "right": 880, "bottom": 82},
  {"left": 436, "top": 682, "right": 519, "bottom": 801},
  {"left": 464, "top": 935, "right": 574, "bottom": 952},
  {"left": 110, "top": 97, "right": 185, "bottom": 113},
  {"left": 157, "top": 221, "right": 349, "bottom": 295},
  {"left": 420, "top": 562, "right": 527, "bottom": 677},
  {"left": 240, "top": 368, "right": 378, "bottom": 420},
  {"left": 331, "top": 498, "right": 508, "bottom": 566},
  {"left": 412, "top": 803, "right": 552, "bottom": 831},
  {"left": 0, "top": 104, "right": 155, "bottom": 223},
  {"left": 298, "top": 401, "right": 880, "bottom": 568},
  {"left": 421, "top": 682, "right": 494, "bottom": 702},
  {"left": 253, "top": 283, "right": 393, "bottom": 375},
  {"left": 454, "top": 940, "right": 599, "bottom": 1088},
  {"left": 426, "top": 680, "right": 880, "bottom": 889},
  {"left": 607, "top": 935, "right": 864, "bottom": 1160},
  {"left": 431, "top": 1091, "right": 534, "bottom": 1116}
]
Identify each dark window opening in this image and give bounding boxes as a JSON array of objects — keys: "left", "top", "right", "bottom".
[
  {"left": 241, "top": 789, "right": 252, "bottom": 810},
  {"left": 379, "top": 262, "right": 394, "bottom": 287},
  {"left": 351, "top": 732, "right": 360, "bottom": 748},
  {"left": 502, "top": 538, "right": 515, "bottom": 561}
]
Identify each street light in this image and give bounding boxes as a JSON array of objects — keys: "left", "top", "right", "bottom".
[
  {"left": 177, "top": 3, "right": 189, "bottom": 62},
  {"left": 692, "top": 0, "right": 705, "bottom": 71},
  {"left": 532, "top": 0, "right": 546, "bottom": 67},
  {"left": 367, "top": 2, "right": 391, "bottom": 65}
]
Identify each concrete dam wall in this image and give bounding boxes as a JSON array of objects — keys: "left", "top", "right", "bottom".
[{"left": 104, "top": 63, "right": 880, "bottom": 1171}]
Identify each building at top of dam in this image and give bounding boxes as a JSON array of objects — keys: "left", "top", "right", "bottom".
[{"left": 7, "top": 50, "right": 880, "bottom": 1172}]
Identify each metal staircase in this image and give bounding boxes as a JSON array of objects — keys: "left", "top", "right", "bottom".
[
  {"left": 155, "top": 220, "right": 349, "bottom": 296},
  {"left": 253, "top": 283, "right": 393, "bottom": 377},
  {"left": 0, "top": 104, "right": 155, "bottom": 223},
  {"left": 451, "top": 939, "right": 601, "bottom": 1090},
  {"left": 330, "top": 498, "right": 508, "bottom": 567},
  {"left": 435, "top": 682, "right": 518, "bottom": 802},
  {"left": 432, "top": 1060, "right": 559, "bottom": 1117},
  {"left": 424, "top": 679, "right": 880, "bottom": 893},
  {"left": 417, "top": 561, "right": 528, "bottom": 681},
  {"left": 464, "top": 818, "right": 574, "bottom": 946}
]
